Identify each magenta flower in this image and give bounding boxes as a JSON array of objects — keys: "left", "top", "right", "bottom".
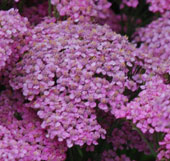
[
  {"left": 51, "top": 0, "right": 111, "bottom": 22},
  {"left": 147, "top": 0, "right": 170, "bottom": 13},
  {"left": 157, "top": 133, "right": 170, "bottom": 160},
  {"left": 102, "top": 150, "right": 134, "bottom": 161},
  {"left": 22, "top": 1, "right": 49, "bottom": 25},
  {"left": 133, "top": 13, "right": 170, "bottom": 82},
  {"left": 0, "top": 89, "right": 67, "bottom": 161},
  {"left": 115, "top": 76, "right": 170, "bottom": 134},
  {"left": 10, "top": 20, "right": 143, "bottom": 146},
  {"left": 120, "top": 0, "right": 139, "bottom": 8},
  {"left": 0, "top": 9, "right": 30, "bottom": 73}
]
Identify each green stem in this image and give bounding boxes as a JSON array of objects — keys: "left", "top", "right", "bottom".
[
  {"left": 120, "top": 12, "right": 125, "bottom": 35},
  {"left": 18, "top": 0, "right": 25, "bottom": 13},
  {"left": 154, "top": 133, "right": 159, "bottom": 149},
  {"left": 48, "top": 0, "right": 52, "bottom": 17},
  {"left": 53, "top": 6, "right": 60, "bottom": 19},
  {"left": 133, "top": 126, "right": 157, "bottom": 157},
  {"left": 69, "top": 149, "right": 74, "bottom": 161},
  {"left": 76, "top": 146, "right": 83, "bottom": 158}
]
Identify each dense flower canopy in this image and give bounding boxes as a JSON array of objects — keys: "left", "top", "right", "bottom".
[
  {"left": 0, "top": 89, "right": 67, "bottom": 160},
  {"left": 0, "top": 0, "right": 170, "bottom": 160},
  {"left": 101, "top": 150, "right": 132, "bottom": 161},
  {"left": 147, "top": 0, "right": 170, "bottom": 13},
  {"left": 9, "top": 20, "right": 146, "bottom": 147},
  {"left": 22, "top": 1, "right": 48, "bottom": 25},
  {"left": 0, "top": 9, "right": 30, "bottom": 73},
  {"left": 121, "top": 0, "right": 170, "bottom": 13},
  {"left": 115, "top": 77, "right": 170, "bottom": 134},
  {"left": 51, "top": 0, "right": 111, "bottom": 22},
  {"left": 133, "top": 13, "right": 170, "bottom": 79},
  {"left": 157, "top": 133, "right": 170, "bottom": 160},
  {"left": 10, "top": 20, "right": 141, "bottom": 109},
  {"left": 107, "top": 121, "right": 152, "bottom": 153},
  {"left": 121, "top": 0, "right": 139, "bottom": 8}
]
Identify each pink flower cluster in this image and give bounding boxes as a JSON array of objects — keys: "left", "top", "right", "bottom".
[
  {"left": 102, "top": 150, "right": 133, "bottom": 161},
  {"left": 96, "top": 111, "right": 153, "bottom": 160},
  {"left": 10, "top": 20, "right": 142, "bottom": 110},
  {"left": 0, "top": 1, "right": 169, "bottom": 160},
  {"left": 32, "top": 87, "right": 106, "bottom": 147},
  {"left": 133, "top": 14, "right": 170, "bottom": 79},
  {"left": 120, "top": 0, "right": 170, "bottom": 13},
  {"left": 0, "top": 8, "right": 30, "bottom": 73},
  {"left": 120, "top": 0, "right": 139, "bottom": 8},
  {"left": 51, "top": 0, "right": 111, "bottom": 22},
  {"left": 157, "top": 133, "right": 170, "bottom": 160},
  {"left": 147, "top": 0, "right": 170, "bottom": 13},
  {"left": 0, "top": 89, "right": 67, "bottom": 160},
  {"left": 22, "top": 1, "right": 49, "bottom": 25},
  {"left": 9, "top": 20, "right": 140, "bottom": 109},
  {"left": 115, "top": 77, "right": 170, "bottom": 134},
  {"left": 107, "top": 121, "right": 152, "bottom": 154},
  {"left": 9, "top": 20, "right": 144, "bottom": 147}
]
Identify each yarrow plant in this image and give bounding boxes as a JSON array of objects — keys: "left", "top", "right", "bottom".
[
  {"left": 0, "top": 0, "right": 170, "bottom": 161},
  {"left": 10, "top": 20, "right": 144, "bottom": 147},
  {"left": 157, "top": 133, "right": 170, "bottom": 160},
  {"left": 120, "top": 0, "right": 170, "bottom": 13},
  {"left": 51, "top": 0, "right": 111, "bottom": 22},
  {"left": 120, "top": 0, "right": 139, "bottom": 8},
  {"left": 22, "top": 1, "right": 49, "bottom": 25},
  {"left": 0, "top": 89, "right": 67, "bottom": 160},
  {"left": 101, "top": 150, "right": 133, "bottom": 161},
  {"left": 97, "top": 111, "right": 154, "bottom": 159},
  {"left": 114, "top": 76, "right": 170, "bottom": 133},
  {"left": 133, "top": 13, "right": 170, "bottom": 80},
  {"left": 0, "top": 8, "right": 29, "bottom": 73},
  {"left": 146, "top": 0, "right": 170, "bottom": 13}
]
